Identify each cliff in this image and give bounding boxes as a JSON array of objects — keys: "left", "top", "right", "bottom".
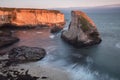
[
  {"left": 61, "top": 11, "right": 101, "bottom": 48},
  {"left": 0, "top": 7, "right": 65, "bottom": 28}
]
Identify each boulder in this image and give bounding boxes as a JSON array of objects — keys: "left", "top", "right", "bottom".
[
  {"left": 0, "top": 31, "right": 19, "bottom": 48},
  {"left": 61, "top": 11, "right": 102, "bottom": 48},
  {"left": 8, "top": 46, "right": 46, "bottom": 62},
  {"left": 0, "top": 30, "right": 12, "bottom": 36},
  {"left": 0, "top": 36, "right": 19, "bottom": 48},
  {"left": 50, "top": 26, "right": 62, "bottom": 33}
]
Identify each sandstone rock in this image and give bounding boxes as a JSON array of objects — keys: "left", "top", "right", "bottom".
[
  {"left": 0, "top": 7, "right": 65, "bottom": 28},
  {"left": 8, "top": 46, "right": 46, "bottom": 62},
  {"left": 0, "top": 31, "right": 19, "bottom": 48},
  {"left": 61, "top": 11, "right": 101, "bottom": 48}
]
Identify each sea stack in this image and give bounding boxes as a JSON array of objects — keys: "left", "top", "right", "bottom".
[
  {"left": 0, "top": 7, "right": 65, "bottom": 28},
  {"left": 61, "top": 11, "right": 102, "bottom": 48}
]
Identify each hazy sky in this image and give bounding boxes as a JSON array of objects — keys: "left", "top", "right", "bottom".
[{"left": 0, "top": 0, "right": 120, "bottom": 8}]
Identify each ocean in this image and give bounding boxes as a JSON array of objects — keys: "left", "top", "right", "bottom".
[{"left": 8, "top": 7, "right": 120, "bottom": 80}]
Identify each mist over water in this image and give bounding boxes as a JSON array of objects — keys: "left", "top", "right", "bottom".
[
  {"left": 11, "top": 8, "right": 120, "bottom": 80},
  {"left": 116, "top": 42, "right": 120, "bottom": 48}
]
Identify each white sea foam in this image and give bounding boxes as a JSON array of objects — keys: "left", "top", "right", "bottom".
[
  {"left": 86, "top": 57, "right": 93, "bottom": 64},
  {"left": 115, "top": 42, "right": 120, "bottom": 48},
  {"left": 37, "top": 46, "right": 57, "bottom": 66},
  {"left": 49, "top": 35, "right": 55, "bottom": 39},
  {"left": 36, "top": 31, "right": 43, "bottom": 34},
  {"left": 37, "top": 55, "right": 119, "bottom": 80},
  {"left": 46, "top": 46, "right": 57, "bottom": 53},
  {"left": 66, "top": 64, "right": 118, "bottom": 80},
  {"left": 63, "top": 27, "right": 68, "bottom": 30}
]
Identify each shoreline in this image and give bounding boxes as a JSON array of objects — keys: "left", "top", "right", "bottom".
[
  {"left": 0, "top": 54, "right": 71, "bottom": 80},
  {"left": 14, "top": 62, "right": 71, "bottom": 80}
]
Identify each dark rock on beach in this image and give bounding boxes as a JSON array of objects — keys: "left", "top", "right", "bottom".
[
  {"left": 8, "top": 46, "right": 46, "bottom": 62},
  {"left": 0, "top": 74, "right": 8, "bottom": 80},
  {"left": 0, "top": 69, "right": 39, "bottom": 80},
  {"left": 0, "top": 31, "right": 19, "bottom": 48},
  {"left": 50, "top": 26, "right": 62, "bottom": 33},
  {"left": 0, "top": 30, "right": 12, "bottom": 36},
  {"left": 61, "top": 11, "right": 102, "bottom": 48},
  {"left": 0, "top": 36, "right": 19, "bottom": 48}
]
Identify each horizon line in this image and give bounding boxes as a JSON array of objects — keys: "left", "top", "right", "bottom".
[{"left": 0, "top": 3, "right": 120, "bottom": 9}]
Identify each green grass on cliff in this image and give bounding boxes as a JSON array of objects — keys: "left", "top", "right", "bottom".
[{"left": 78, "top": 16, "right": 93, "bottom": 32}]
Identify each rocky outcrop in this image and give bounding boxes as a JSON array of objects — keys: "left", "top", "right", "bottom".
[
  {"left": 0, "top": 70, "right": 39, "bottom": 80},
  {"left": 8, "top": 46, "right": 46, "bottom": 62},
  {"left": 0, "top": 7, "right": 65, "bottom": 28},
  {"left": 61, "top": 11, "right": 101, "bottom": 48},
  {"left": 0, "top": 31, "right": 19, "bottom": 48},
  {"left": 50, "top": 26, "right": 62, "bottom": 33}
]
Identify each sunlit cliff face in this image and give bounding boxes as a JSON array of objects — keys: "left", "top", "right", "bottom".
[{"left": 0, "top": 8, "right": 65, "bottom": 28}]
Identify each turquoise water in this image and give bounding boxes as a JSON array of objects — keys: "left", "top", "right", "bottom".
[{"left": 8, "top": 8, "right": 120, "bottom": 80}]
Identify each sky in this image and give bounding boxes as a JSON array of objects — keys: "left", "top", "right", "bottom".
[{"left": 0, "top": 0, "right": 120, "bottom": 8}]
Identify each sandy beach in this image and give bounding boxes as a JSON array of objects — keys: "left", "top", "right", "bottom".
[
  {"left": 0, "top": 54, "right": 71, "bottom": 80},
  {"left": 11, "top": 62, "right": 71, "bottom": 80}
]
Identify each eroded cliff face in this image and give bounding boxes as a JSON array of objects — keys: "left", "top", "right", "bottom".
[
  {"left": 61, "top": 11, "right": 101, "bottom": 48},
  {"left": 0, "top": 7, "right": 65, "bottom": 28}
]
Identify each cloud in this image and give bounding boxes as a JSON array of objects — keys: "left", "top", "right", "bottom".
[{"left": 0, "top": 0, "right": 120, "bottom": 8}]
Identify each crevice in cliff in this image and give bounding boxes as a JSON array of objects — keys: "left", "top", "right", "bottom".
[{"left": 34, "top": 11, "right": 38, "bottom": 25}]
